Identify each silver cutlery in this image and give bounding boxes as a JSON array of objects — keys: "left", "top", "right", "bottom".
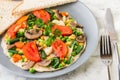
[
  {"left": 100, "top": 34, "right": 112, "bottom": 80},
  {"left": 105, "top": 8, "right": 120, "bottom": 78}
]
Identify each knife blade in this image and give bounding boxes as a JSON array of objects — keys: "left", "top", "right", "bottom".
[
  {"left": 105, "top": 8, "right": 120, "bottom": 79},
  {"left": 105, "top": 8, "right": 118, "bottom": 42}
]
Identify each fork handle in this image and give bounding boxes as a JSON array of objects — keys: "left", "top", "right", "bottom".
[{"left": 107, "top": 66, "right": 111, "bottom": 80}]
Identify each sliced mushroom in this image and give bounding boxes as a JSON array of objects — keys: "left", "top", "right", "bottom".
[
  {"left": 7, "top": 44, "right": 15, "bottom": 49},
  {"left": 53, "top": 10, "right": 62, "bottom": 20},
  {"left": 36, "top": 59, "right": 51, "bottom": 67},
  {"left": 76, "top": 35, "right": 86, "bottom": 43},
  {"left": 70, "top": 21, "right": 77, "bottom": 27},
  {"left": 76, "top": 24, "right": 83, "bottom": 28},
  {"left": 47, "top": 53, "right": 58, "bottom": 59},
  {"left": 21, "top": 60, "right": 35, "bottom": 70},
  {"left": 24, "top": 29, "right": 42, "bottom": 39}
]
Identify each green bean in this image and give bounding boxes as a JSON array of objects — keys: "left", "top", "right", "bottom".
[
  {"left": 66, "top": 56, "right": 73, "bottom": 64},
  {"left": 8, "top": 50, "right": 18, "bottom": 54},
  {"left": 71, "top": 51, "right": 77, "bottom": 56},
  {"left": 7, "top": 38, "right": 19, "bottom": 44},
  {"left": 69, "top": 39, "right": 76, "bottom": 48},
  {"left": 75, "top": 45, "right": 83, "bottom": 54}
]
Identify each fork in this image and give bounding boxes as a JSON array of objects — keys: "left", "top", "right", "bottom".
[{"left": 100, "top": 34, "right": 112, "bottom": 80}]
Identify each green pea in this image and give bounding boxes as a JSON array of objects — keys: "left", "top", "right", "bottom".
[
  {"left": 28, "top": 27, "right": 33, "bottom": 30},
  {"left": 29, "top": 68, "right": 35, "bottom": 74},
  {"left": 73, "top": 45, "right": 78, "bottom": 50},
  {"left": 59, "top": 35, "right": 63, "bottom": 39},
  {"left": 9, "top": 53, "right": 14, "bottom": 57},
  {"left": 18, "top": 50, "right": 23, "bottom": 55},
  {"left": 49, "top": 33, "right": 53, "bottom": 37},
  {"left": 58, "top": 63, "right": 63, "bottom": 68},
  {"left": 43, "top": 31, "right": 48, "bottom": 36},
  {"left": 66, "top": 38, "right": 71, "bottom": 42},
  {"left": 21, "top": 58, "right": 25, "bottom": 62},
  {"left": 61, "top": 37, "right": 66, "bottom": 41}
]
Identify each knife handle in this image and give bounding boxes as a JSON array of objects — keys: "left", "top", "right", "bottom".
[{"left": 113, "top": 42, "right": 120, "bottom": 79}]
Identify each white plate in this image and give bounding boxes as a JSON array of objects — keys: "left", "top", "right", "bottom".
[{"left": 0, "top": 1, "right": 99, "bottom": 78}]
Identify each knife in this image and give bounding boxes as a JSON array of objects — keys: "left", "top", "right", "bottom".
[{"left": 105, "top": 8, "right": 120, "bottom": 78}]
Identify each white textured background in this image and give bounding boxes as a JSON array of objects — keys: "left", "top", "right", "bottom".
[{"left": 0, "top": 0, "right": 120, "bottom": 80}]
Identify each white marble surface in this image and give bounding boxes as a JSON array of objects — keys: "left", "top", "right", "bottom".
[{"left": 0, "top": 0, "right": 120, "bottom": 80}]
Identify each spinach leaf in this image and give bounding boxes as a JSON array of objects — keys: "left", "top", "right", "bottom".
[{"left": 50, "top": 58, "right": 60, "bottom": 68}]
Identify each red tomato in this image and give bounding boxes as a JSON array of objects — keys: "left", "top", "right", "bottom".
[
  {"left": 7, "top": 24, "right": 21, "bottom": 38},
  {"left": 7, "top": 16, "right": 28, "bottom": 38},
  {"left": 52, "top": 40, "right": 68, "bottom": 59},
  {"left": 23, "top": 42, "right": 40, "bottom": 62},
  {"left": 52, "top": 25, "right": 72, "bottom": 36},
  {"left": 33, "top": 10, "right": 50, "bottom": 23}
]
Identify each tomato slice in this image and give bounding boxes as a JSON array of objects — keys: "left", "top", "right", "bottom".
[
  {"left": 52, "top": 40, "right": 68, "bottom": 59},
  {"left": 52, "top": 25, "right": 72, "bottom": 36},
  {"left": 33, "top": 9, "right": 50, "bottom": 23},
  {"left": 7, "top": 24, "right": 21, "bottom": 38},
  {"left": 7, "top": 16, "right": 28, "bottom": 38},
  {"left": 23, "top": 42, "right": 40, "bottom": 62}
]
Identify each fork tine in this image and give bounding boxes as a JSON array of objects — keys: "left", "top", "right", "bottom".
[
  {"left": 100, "top": 35, "right": 104, "bottom": 56},
  {"left": 100, "top": 36, "right": 103, "bottom": 56},
  {"left": 107, "top": 35, "right": 112, "bottom": 56},
  {"left": 100, "top": 35, "right": 112, "bottom": 57}
]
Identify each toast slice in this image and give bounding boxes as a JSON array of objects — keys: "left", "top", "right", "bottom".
[
  {"left": 12, "top": 0, "right": 77, "bottom": 15},
  {"left": 0, "top": 1, "right": 23, "bottom": 35}
]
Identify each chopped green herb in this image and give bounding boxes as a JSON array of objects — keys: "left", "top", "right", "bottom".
[
  {"left": 45, "top": 36, "right": 56, "bottom": 46},
  {"left": 35, "top": 18, "right": 44, "bottom": 28},
  {"left": 53, "top": 29, "right": 61, "bottom": 36},
  {"left": 27, "top": 13, "right": 36, "bottom": 27}
]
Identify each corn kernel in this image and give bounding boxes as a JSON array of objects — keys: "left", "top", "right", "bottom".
[
  {"left": 39, "top": 42, "right": 43, "bottom": 46},
  {"left": 79, "top": 43, "right": 84, "bottom": 46},
  {"left": 61, "top": 62, "right": 65, "bottom": 66},
  {"left": 69, "top": 34, "right": 76, "bottom": 40},
  {"left": 22, "top": 55, "right": 26, "bottom": 58},
  {"left": 41, "top": 36, "right": 44, "bottom": 40},
  {"left": 24, "top": 58, "right": 28, "bottom": 62},
  {"left": 66, "top": 41, "right": 71, "bottom": 46},
  {"left": 43, "top": 44, "right": 47, "bottom": 48}
]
